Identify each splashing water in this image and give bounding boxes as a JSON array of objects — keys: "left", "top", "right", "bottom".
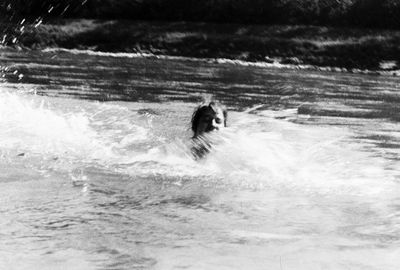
[{"left": 0, "top": 88, "right": 396, "bottom": 195}]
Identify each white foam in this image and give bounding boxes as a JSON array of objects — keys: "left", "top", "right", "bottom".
[
  {"left": 0, "top": 90, "right": 111, "bottom": 162},
  {"left": 196, "top": 112, "right": 396, "bottom": 195}
]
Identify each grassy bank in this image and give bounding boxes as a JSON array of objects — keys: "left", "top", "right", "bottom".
[{"left": 3, "top": 19, "right": 400, "bottom": 72}]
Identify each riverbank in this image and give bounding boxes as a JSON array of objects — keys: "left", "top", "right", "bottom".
[{"left": 3, "top": 19, "right": 400, "bottom": 73}]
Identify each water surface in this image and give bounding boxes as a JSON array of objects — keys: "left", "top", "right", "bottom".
[{"left": 0, "top": 48, "right": 399, "bottom": 270}]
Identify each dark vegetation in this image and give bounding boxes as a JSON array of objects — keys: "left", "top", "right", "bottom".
[
  {"left": 2, "top": 20, "right": 397, "bottom": 71},
  {"left": 1, "top": 1, "right": 400, "bottom": 71},
  {"left": 2, "top": 0, "right": 400, "bottom": 29}
]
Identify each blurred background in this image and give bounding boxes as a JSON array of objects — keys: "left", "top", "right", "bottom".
[{"left": 2, "top": 0, "right": 400, "bottom": 28}]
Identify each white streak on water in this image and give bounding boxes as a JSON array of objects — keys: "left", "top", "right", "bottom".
[{"left": 42, "top": 48, "right": 400, "bottom": 76}]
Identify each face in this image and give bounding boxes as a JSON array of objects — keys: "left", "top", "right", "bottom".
[{"left": 195, "top": 105, "right": 225, "bottom": 136}]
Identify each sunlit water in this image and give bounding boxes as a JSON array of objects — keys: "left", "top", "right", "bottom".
[{"left": 0, "top": 48, "right": 400, "bottom": 270}]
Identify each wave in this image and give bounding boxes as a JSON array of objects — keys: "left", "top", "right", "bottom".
[{"left": 42, "top": 48, "right": 400, "bottom": 76}]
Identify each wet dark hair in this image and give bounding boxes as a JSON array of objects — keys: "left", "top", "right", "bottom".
[{"left": 191, "top": 102, "right": 227, "bottom": 133}]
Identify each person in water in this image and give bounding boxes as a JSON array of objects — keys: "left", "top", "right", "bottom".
[{"left": 190, "top": 102, "right": 227, "bottom": 159}]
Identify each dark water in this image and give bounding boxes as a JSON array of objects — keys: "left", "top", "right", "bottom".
[{"left": 0, "top": 48, "right": 399, "bottom": 270}]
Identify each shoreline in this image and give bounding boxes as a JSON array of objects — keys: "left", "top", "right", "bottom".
[{"left": 2, "top": 19, "right": 400, "bottom": 75}]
